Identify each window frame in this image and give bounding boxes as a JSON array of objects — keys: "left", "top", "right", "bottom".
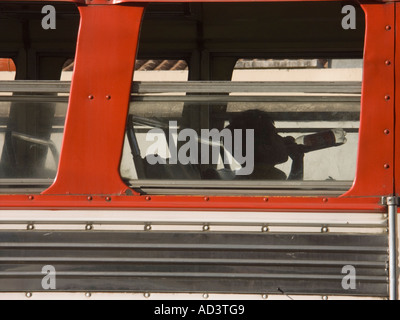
[{"left": 0, "top": 0, "right": 394, "bottom": 214}]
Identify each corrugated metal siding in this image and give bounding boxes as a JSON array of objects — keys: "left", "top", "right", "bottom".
[{"left": 0, "top": 231, "right": 388, "bottom": 296}]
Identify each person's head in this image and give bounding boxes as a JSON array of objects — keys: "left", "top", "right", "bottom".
[{"left": 226, "top": 109, "right": 289, "bottom": 166}]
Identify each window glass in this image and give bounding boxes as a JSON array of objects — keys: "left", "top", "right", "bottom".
[
  {"left": 231, "top": 59, "right": 362, "bottom": 182},
  {"left": 0, "top": 2, "right": 79, "bottom": 193},
  {"left": 121, "top": 2, "right": 365, "bottom": 196}
]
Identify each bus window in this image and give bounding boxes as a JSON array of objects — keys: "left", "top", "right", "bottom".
[
  {"left": 0, "top": 2, "right": 79, "bottom": 193},
  {"left": 119, "top": 1, "right": 364, "bottom": 196},
  {"left": 231, "top": 58, "right": 362, "bottom": 183}
]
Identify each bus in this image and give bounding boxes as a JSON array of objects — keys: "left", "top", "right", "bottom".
[{"left": 0, "top": 0, "right": 397, "bottom": 300}]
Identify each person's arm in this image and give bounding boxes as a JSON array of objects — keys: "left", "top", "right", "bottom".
[{"left": 284, "top": 137, "right": 304, "bottom": 180}]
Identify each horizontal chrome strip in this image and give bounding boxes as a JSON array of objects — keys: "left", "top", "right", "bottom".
[
  {"left": 0, "top": 210, "right": 386, "bottom": 228},
  {"left": 0, "top": 292, "right": 385, "bottom": 300},
  {"left": 0, "top": 257, "right": 387, "bottom": 267},
  {"left": 0, "top": 271, "right": 387, "bottom": 282},
  {"left": 0, "top": 80, "right": 362, "bottom": 94}
]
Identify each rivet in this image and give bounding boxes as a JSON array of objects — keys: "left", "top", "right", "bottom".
[
  {"left": 262, "top": 294, "right": 268, "bottom": 299},
  {"left": 25, "top": 292, "right": 32, "bottom": 298},
  {"left": 145, "top": 196, "right": 151, "bottom": 201},
  {"left": 322, "top": 198, "right": 328, "bottom": 203},
  {"left": 203, "top": 224, "right": 210, "bottom": 231},
  {"left": 106, "top": 95, "right": 111, "bottom": 100},
  {"left": 85, "top": 292, "right": 91, "bottom": 298},
  {"left": 204, "top": 197, "right": 210, "bottom": 201},
  {"left": 384, "top": 129, "right": 390, "bottom": 135},
  {"left": 384, "top": 163, "right": 390, "bottom": 169},
  {"left": 321, "top": 226, "right": 329, "bottom": 233},
  {"left": 105, "top": 196, "right": 111, "bottom": 202},
  {"left": 322, "top": 296, "right": 328, "bottom": 301},
  {"left": 263, "top": 197, "right": 269, "bottom": 202},
  {"left": 27, "top": 224, "right": 35, "bottom": 231},
  {"left": 386, "top": 25, "right": 392, "bottom": 31},
  {"left": 203, "top": 293, "right": 209, "bottom": 299},
  {"left": 144, "top": 224, "right": 152, "bottom": 231},
  {"left": 88, "top": 95, "right": 94, "bottom": 100},
  {"left": 385, "top": 95, "right": 391, "bottom": 101},
  {"left": 28, "top": 195, "right": 34, "bottom": 200},
  {"left": 85, "top": 224, "right": 93, "bottom": 231},
  {"left": 87, "top": 196, "right": 93, "bottom": 201},
  {"left": 385, "top": 60, "right": 391, "bottom": 66},
  {"left": 261, "top": 226, "right": 269, "bottom": 232},
  {"left": 144, "top": 292, "right": 151, "bottom": 298}
]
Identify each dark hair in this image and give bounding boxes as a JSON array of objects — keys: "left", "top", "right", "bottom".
[
  {"left": 226, "top": 110, "right": 276, "bottom": 135},
  {"left": 226, "top": 109, "right": 287, "bottom": 166},
  {"left": 226, "top": 109, "right": 278, "bottom": 155}
]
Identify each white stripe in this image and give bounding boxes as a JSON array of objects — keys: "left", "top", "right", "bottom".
[{"left": 0, "top": 210, "right": 387, "bottom": 233}]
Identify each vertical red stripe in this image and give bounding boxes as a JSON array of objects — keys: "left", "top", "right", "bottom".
[
  {"left": 43, "top": 5, "right": 145, "bottom": 195},
  {"left": 344, "top": 3, "right": 395, "bottom": 197}
]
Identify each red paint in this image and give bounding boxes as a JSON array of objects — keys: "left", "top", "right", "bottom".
[
  {"left": 43, "top": 4, "right": 145, "bottom": 196},
  {"left": 0, "top": 193, "right": 385, "bottom": 212},
  {"left": 342, "top": 2, "right": 395, "bottom": 198},
  {"left": 395, "top": 2, "right": 400, "bottom": 197}
]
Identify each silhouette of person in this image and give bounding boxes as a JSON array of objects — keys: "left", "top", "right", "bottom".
[{"left": 225, "top": 109, "right": 304, "bottom": 180}]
